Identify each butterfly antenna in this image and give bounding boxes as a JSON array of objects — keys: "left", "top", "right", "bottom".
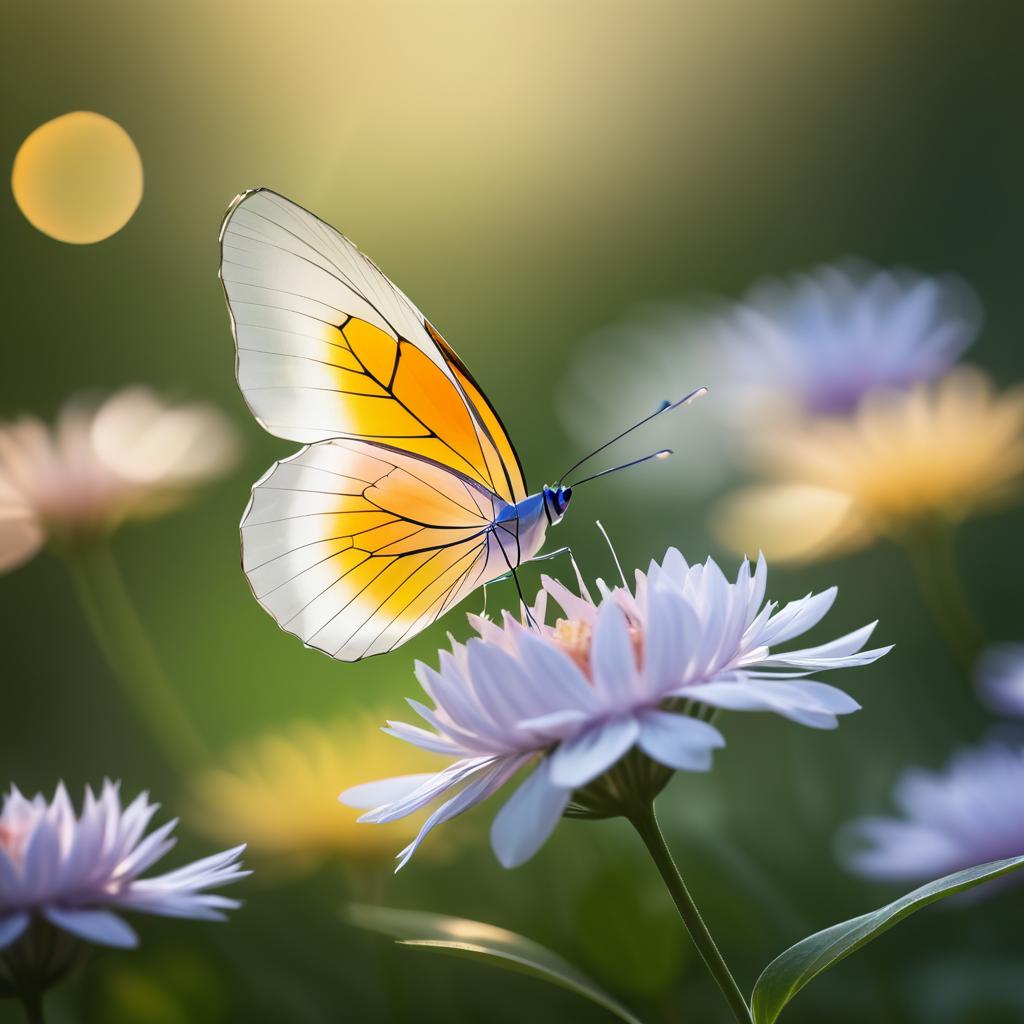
[
  {"left": 567, "top": 449, "right": 672, "bottom": 488},
  {"left": 557, "top": 387, "right": 706, "bottom": 484},
  {"left": 595, "top": 520, "right": 628, "bottom": 587}
]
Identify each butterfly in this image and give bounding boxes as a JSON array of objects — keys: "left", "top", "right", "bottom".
[{"left": 220, "top": 189, "right": 702, "bottom": 661}]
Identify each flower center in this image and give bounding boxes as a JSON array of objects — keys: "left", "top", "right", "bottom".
[
  {"left": 0, "top": 822, "right": 26, "bottom": 863},
  {"left": 552, "top": 614, "right": 645, "bottom": 676},
  {"left": 552, "top": 618, "right": 592, "bottom": 673}
]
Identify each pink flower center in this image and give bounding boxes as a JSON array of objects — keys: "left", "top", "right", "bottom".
[
  {"left": 551, "top": 614, "right": 644, "bottom": 678},
  {"left": 0, "top": 821, "right": 26, "bottom": 863},
  {"left": 552, "top": 618, "right": 593, "bottom": 673}
]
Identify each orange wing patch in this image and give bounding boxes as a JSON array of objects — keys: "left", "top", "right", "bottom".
[
  {"left": 332, "top": 315, "right": 523, "bottom": 504},
  {"left": 426, "top": 321, "right": 528, "bottom": 504}
]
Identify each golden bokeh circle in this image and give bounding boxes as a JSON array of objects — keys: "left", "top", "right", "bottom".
[{"left": 11, "top": 111, "right": 143, "bottom": 244}]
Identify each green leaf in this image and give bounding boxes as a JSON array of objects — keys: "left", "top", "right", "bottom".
[
  {"left": 751, "top": 854, "right": 1024, "bottom": 1024},
  {"left": 346, "top": 904, "right": 647, "bottom": 1024}
]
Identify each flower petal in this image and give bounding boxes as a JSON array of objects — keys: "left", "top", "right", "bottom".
[
  {"left": 754, "top": 622, "right": 891, "bottom": 670},
  {"left": 590, "top": 600, "right": 638, "bottom": 704},
  {"left": 356, "top": 758, "right": 495, "bottom": 823},
  {"left": 682, "top": 679, "right": 859, "bottom": 729},
  {"left": 637, "top": 710, "right": 724, "bottom": 772},
  {"left": 395, "top": 756, "right": 524, "bottom": 871},
  {"left": 490, "top": 759, "right": 571, "bottom": 869},
  {"left": 755, "top": 588, "right": 837, "bottom": 648},
  {"left": 382, "top": 720, "right": 464, "bottom": 755},
  {"left": 540, "top": 574, "right": 599, "bottom": 624},
  {"left": 841, "top": 819, "right": 964, "bottom": 881},
  {"left": 549, "top": 717, "right": 639, "bottom": 789},
  {"left": 0, "top": 912, "right": 29, "bottom": 949},
  {"left": 512, "top": 629, "right": 599, "bottom": 712},
  {"left": 339, "top": 773, "right": 440, "bottom": 809},
  {"left": 45, "top": 908, "right": 139, "bottom": 948}
]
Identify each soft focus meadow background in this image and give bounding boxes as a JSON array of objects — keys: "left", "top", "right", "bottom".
[{"left": 3, "top": 1, "right": 1024, "bottom": 1021}]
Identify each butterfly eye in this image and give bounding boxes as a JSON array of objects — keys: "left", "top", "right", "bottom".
[{"left": 557, "top": 487, "right": 572, "bottom": 514}]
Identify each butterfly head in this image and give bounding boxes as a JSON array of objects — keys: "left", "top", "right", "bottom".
[{"left": 542, "top": 484, "right": 573, "bottom": 525}]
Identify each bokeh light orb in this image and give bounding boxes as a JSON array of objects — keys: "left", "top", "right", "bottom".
[{"left": 11, "top": 111, "right": 143, "bottom": 244}]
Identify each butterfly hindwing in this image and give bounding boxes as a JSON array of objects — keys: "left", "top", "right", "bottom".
[{"left": 242, "top": 440, "right": 502, "bottom": 661}]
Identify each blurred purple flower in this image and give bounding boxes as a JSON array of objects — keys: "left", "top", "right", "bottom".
[
  {"left": 342, "top": 549, "right": 889, "bottom": 870},
  {"left": 0, "top": 781, "right": 249, "bottom": 950},
  {"left": 560, "top": 263, "right": 980, "bottom": 499},
  {"left": 975, "top": 644, "right": 1024, "bottom": 719},
  {"left": 719, "top": 261, "right": 981, "bottom": 416},
  {"left": 843, "top": 743, "right": 1024, "bottom": 890}
]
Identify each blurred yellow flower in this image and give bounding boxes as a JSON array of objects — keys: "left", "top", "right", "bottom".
[
  {"left": 192, "top": 715, "right": 442, "bottom": 870},
  {"left": 0, "top": 387, "right": 239, "bottom": 571},
  {"left": 716, "top": 369, "right": 1024, "bottom": 562}
]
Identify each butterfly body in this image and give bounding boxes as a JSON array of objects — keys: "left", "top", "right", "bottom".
[{"left": 491, "top": 484, "right": 572, "bottom": 570}]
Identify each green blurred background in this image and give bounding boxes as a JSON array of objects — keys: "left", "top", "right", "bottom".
[{"left": 3, "top": 1, "right": 1024, "bottom": 1021}]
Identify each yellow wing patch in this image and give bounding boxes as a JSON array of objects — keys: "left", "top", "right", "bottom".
[{"left": 242, "top": 440, "right": 500, "bottom": 661}]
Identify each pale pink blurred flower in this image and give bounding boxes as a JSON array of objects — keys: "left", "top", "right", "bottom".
[
  {"left": 342, "top": 549, "right": 889, "bottom": 870},
  {"left": 0, "top": 780, "right": 249, "bottom": 951},
  {"left": 0, "top": 387, "right": 239, "bottom": 572}
]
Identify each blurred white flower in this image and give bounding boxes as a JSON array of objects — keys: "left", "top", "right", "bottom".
[
  {"left": 842, "top": 743, "right": 1024, "bottom": 891},
  {"left": 342, "top": 549, "right": 889, "bottom": 870},
  {"left": 0, "top": 387, "right": 239, "bottom": 572},
  {"left": 975, "top": 644, "right": 1024, "bottom": 719},
  {"left": 560, "top": 264, "right": 979, "bottom": 495},
  {"left": 0, "top": 780, "right": 249, "bottom": 951}
]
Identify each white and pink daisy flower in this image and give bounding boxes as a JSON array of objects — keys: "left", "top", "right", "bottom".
[
  {"left": 0, "top": 780, "right": 249, "bottom": 952},
  {"left": 342, "top": 549, "right": 890, "bottom": 870}
]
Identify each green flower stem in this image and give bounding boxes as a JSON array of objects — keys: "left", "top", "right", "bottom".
[
  {"left": 19, "top": 992, "right": 45, "bottom": 1024},
  {"left": 902, "top": 522, "right": 985, "bottom": 673},
  {"left": 629, "top": 804, "right": 752, "bottom": 1024},
  {"left": 63, "top": 541, "right": 207, "bottom": 775}
]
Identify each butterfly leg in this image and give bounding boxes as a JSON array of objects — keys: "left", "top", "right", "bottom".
[
  {"left": 509, "top": 564, "right": 538, "bottom": 628},
  {"left": 527, "top": 545, "right": 573, "bottom": 565},
  {"left": 492, "top": 523, "right": 538, "bottom": 628}
]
